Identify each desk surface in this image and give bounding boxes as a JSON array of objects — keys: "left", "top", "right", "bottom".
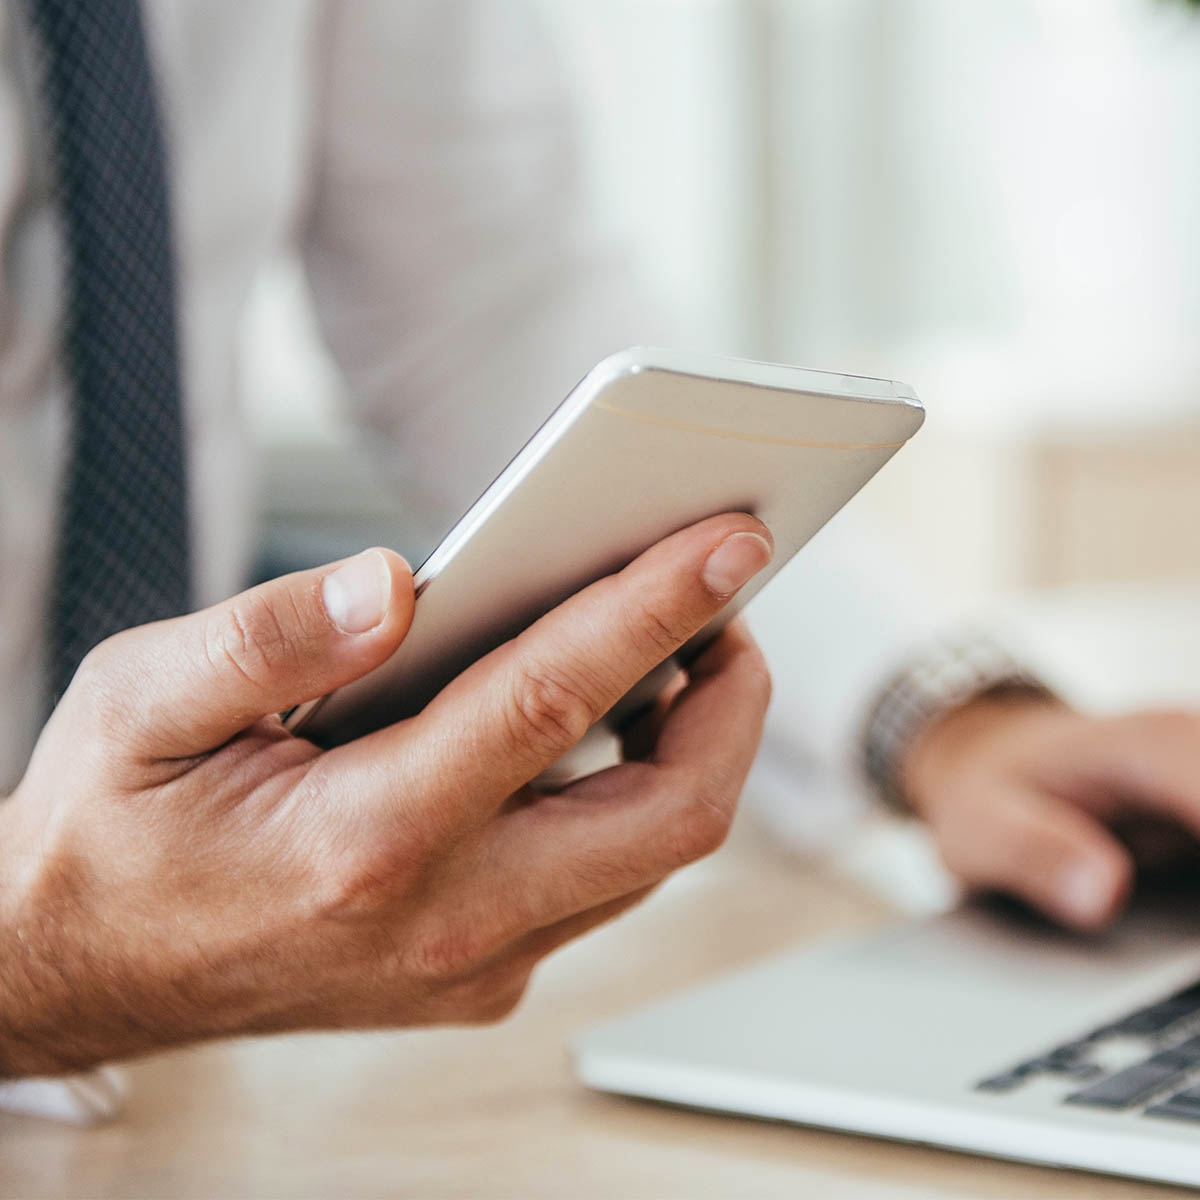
[
  {"left": 0, "top": 817, "right": 1189, "bottom": 1200},
  {"left": 7, "top": 582, "right": 1200, "bottom": 1199}
]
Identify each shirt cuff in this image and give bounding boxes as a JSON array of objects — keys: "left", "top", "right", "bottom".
[{"left": 0, "top": 1067, "right": 127, "bottom": 1125}]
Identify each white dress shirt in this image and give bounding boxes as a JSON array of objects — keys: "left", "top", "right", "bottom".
[{"left": 0, "top": 0, "right": 943, "bottom": 1117}]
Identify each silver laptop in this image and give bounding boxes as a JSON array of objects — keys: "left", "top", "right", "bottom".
[{"left": 573, "top": 881, "right": 1200, "bottom": 1189}]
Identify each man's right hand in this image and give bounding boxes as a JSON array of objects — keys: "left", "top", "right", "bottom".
[{"left": 0, "top": 515, "right": 772, "bottom": 1077}]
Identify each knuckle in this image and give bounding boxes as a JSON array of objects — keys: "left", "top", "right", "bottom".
[
  {"left": 669, "top": 769, "right": 740, "bottom": 865},
  {"left": 506, "top": 658, "right": 599, "bottom": 760},
  {"left": 307, "top": 812, "right": 430, "bottom": 923},
  {"left": 745, "top": 648, "right": 773, "bottom": 707},
  {"left": 567, "top": 844, "right": 627, "bottom": 900},
  {"left": 408, "top": 920, "right": 495, "bottom": 985},
  {"left": 315, "top": 856, "right": 403, "bottom": 923},
  {"left": 930, "top": 804, "right": 994, "bottom": 881},
  {"left": 64, "top": 639, "right": 110, "bottom": 701},
  {"left": 682, "top": 796, "right": 736, "bottom": 861},
  {"left": 629, "top": 603, "right": 692, "bottom": 661},
  {"left": 205, "top": 591, "right": 297, "bottom": 690},
  {"left": 934, "top": 833, "right": 980, "bottom": 884},
  {"left": 936, "top": 802, "right": 1044, "bottom": 892},
  {"left": 62, "top": 634, "right": 138, "bottom": 736},
  {"left": 453, "top": 969, "right": 530, "bottom": 1025},
  {"left": 313, "top": 837, "right": 428, "bottom": 925}
]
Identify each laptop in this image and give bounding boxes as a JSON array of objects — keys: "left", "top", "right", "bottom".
[{"left": 573, "top": 878, "right": 1200, "bottom": 1189}]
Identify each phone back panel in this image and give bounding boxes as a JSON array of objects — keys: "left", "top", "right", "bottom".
[{"left": 287, "top": 348, "right": 923, "bottom": 745}]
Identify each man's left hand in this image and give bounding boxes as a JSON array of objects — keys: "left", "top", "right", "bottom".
[{"left": 904, "top": 698, "right": 1200, "bottom": 929}]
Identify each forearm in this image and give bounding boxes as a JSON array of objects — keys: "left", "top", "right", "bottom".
[
  {"left": 0, "top": 797, "right": 84, "bottom": 1075},
  {"left": 1, "top": 803, "right": 61, "bottom": 1075},
  {"left": 0, "top": 797, "right": 301, "bottom": 1077},
  {"left": 0, "top": 931, "right": 78, "bottom": 1078}
]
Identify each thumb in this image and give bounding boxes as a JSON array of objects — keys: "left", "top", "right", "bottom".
[
  {"left": 931, "top": 784, "right": 1134, "bottom": 930},
  {"left": 69, "top": 548, "right": 414, "bottom": 757}
]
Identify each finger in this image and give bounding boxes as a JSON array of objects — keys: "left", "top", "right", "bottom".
[
  {"left": 505, "top": 886, "right": 655, "bottom": 968},
  {"left": 344, "top": 513, "right": 772, "bottom": 815},
  {"left": 931, "top": 784, "right": 1135, "bottom": 930},
  {"left": 648, "top": 619, "right": 771, "bottom": 771},
  {"left": 70, "top": 549, "right": 415, "bottom": 757},
  {"left": 471, "top": 623, "right": 772, "bottom": 933},
  {"left": 620, "top": 668, "right": 687, "bottom": 762},
  {"left": 1068, "top": 712, "right": 1200, "bottom": 842}
]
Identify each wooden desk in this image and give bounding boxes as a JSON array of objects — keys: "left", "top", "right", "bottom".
[{"left": 0, "top": 816, "right": 1188, "bottom": 1199}]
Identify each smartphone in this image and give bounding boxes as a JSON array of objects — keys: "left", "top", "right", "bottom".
[{"left": 285, "top": 347, "right": 923, "bottom": 752}]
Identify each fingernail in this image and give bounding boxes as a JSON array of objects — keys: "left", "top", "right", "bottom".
[
  {"left": 703, "top": 532, "right": 773, "bottom": 597},
  {"left": 323, "top": 550, "right": 391, "bottom": 634},
  {"left": 1055, "top": 859, "right": 1113, "bottom": 925}
]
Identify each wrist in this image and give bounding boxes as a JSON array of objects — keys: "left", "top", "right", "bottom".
[
  {"left": 861, "top": 636, "right": 1058, "bottom": 815},
  {"left": 0, "top": 800, "right": 57, "bottom": 1076},
  {"left": 0, "top": 796, "right": 133, "bottom": 1077}
]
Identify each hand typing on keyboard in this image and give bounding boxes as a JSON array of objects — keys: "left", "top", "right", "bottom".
[{"left": 903, "top": 700, "right": 1200, "bottom": 930}]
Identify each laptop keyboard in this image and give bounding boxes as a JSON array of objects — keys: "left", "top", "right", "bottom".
[{"left": 976, "top": 975, "right": 1200, "bottom": 1121}]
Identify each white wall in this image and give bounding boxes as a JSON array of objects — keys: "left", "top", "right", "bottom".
[
  {"left": 535, "top": 0, "right": 1200, "bottom": 432},
  {"left": 529, "top": 0, "right": 1200, "bottom": 593},
  {"left": 242, "top": 0, "right": 1200, "bottom": 591},
  {"left": 533, "top": 0, "right": 769, "bottom": 356}
]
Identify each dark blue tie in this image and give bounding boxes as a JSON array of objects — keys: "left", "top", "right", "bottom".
[{"left": 28, "top": 0, "right": 192, "bottom": 706}]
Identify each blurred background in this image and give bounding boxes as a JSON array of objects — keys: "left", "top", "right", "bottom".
[{"left": 243, "top": 0, "right": 1200, "bottom": 607}]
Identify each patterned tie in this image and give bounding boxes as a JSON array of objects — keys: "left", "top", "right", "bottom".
[{"left": 28, "top": 0, "right": 192, "bottom": 706}]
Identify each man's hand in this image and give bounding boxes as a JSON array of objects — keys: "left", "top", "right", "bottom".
[
  {"left": 0, "top": 515, "right": 772, "bottom": 1077},
  {"left": 904, "top": 697, "right": 1200, "bottom": 930}
]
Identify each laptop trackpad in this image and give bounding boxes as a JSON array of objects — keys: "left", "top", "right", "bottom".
[{"left": 833, "top": 881, "right": 1200, "bottom": 994}]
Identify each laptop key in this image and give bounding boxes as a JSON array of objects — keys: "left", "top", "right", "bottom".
[
  {"left": 1066, "top": 1059, "right": 1189, "bottom": 1109},
  {"left": 1167, "top": 979, "right": 1200, "bottom": 1005},
  {"left": 1146, "top": 1083, "right": 1200, "bottom": 1122},
  {"left": 1160, "top": 1034, "right": 1200, "bottom": 1065},
  {"left": 1093, "top": 977, "right": 1200, "bottom": 1039},
  {"left": 976, "top": 979, "right": 1200, "bottom": 1101},
  {"left": 976, "top": 1071, "right": 1026, "bottom": 1093},
  {"left": 1026, "top": 1044, "right": 1104, "bottom": 1079},
  {"left": 1066, "top": 1038, "right": 1200, "bottom": 1110},
  {"left": 1111, "top": 1001, "right": 1200, "bottom": 1037},
  {"left": 1060, "top": 1062, "right": 1105, "bottom": 1081}
]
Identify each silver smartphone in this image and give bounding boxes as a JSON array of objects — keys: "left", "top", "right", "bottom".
[{"left": 285, "top": 347, "right": 923, "bottom": 750}]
